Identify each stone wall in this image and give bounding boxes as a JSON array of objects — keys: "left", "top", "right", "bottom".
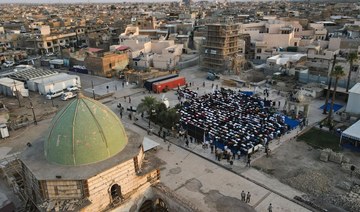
[{"left": 84, "top": 149, "right": 159, "bottom": 211}]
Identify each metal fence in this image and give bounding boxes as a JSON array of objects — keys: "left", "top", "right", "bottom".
[{"left": 299, "top": 72, "right": 355, "bottom": 89}]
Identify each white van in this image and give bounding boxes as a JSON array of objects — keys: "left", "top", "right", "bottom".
[
  {"left": 61, "top": 92, "right": 77, "bottom": 101},
  {"left": 46, "top": 90, "right": 64, "bottom": 100}
]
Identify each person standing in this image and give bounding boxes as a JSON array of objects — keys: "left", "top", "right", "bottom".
[
  {"left": 241, "top": 191, "right": 246, "bottom": 201},
  {"left": 246, "top": 192, "right": 251, "bottom": 203},
  {"left": 268, "top": 203, "right": 273, "bottom": 212},
  {"left": 237, "top": 150, "right": 241, "bottom": 160},
  {"left": 246, "top": 158, "right": 251, "bottom": 167}
]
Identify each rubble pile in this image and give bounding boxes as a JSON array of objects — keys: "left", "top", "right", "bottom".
[
  {"left": 328, "top": 194, "right": 360, "bottom": 212},
  {"left": 319, "top": 149, "right": 331, "bottom": 162},
  {"left": 282, "top": 169, "right": 331, "bottom": 196},
  {"left": 320, "top": 149, "right": 351, "bottom": 164},
  {"left": 39, "top": 199, "right": 90, "bottom": 212},
  {"left": 329, "top": 152, "right": 343, "bottom": 164}
]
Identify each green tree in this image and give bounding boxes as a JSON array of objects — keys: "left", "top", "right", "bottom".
[
  {"left": 154, "top": 102, "right": 168, "bottom": 126},
  {"left": 346, "top": 52, "right": 358, "bottom": 92},
  {"left": 328, "top": 65, "right": 346, "bottom": 126},
  {"left": 137, "top": 96, "right": 159, "bottom": 127},
  {"left": 166, "top": 108, "right": 180, "bottom": 129}
]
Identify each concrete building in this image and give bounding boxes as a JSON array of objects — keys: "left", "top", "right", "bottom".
[
  {"left": 84, "top": 52, "right": 129, "bottom": 77},
  {"left": 202, "top": 23, "right": 240, "bottom": 72},
  {"left": 346, "top": 83, "right": 360, "bottom": 115},
  {"left": 27, "top": 73, "right": 80, "bottom": 95},
  {"left": 19, "top": 95, "right": 161, "bottom": 211},
  {"left": 240, "top": 19, "right": 328, "bottom": 60},
  {"left": 0, "top": 78, "right": 28, "bottom": 97},
  {"left": 152, "top": 41, "right": 183, "bottom": 70},
  {"left": 119, "top": 29, "right": 183, "bottom": 70}
]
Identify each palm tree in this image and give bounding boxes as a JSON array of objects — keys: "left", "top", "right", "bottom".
[
  {"left": 137, "top": 96, "right": 159, "bottom": 128},
  {"left": 328, "top": 65, "right": 346, "bottom": 126},
  {"left": 346, "top": 52, "right": 358, "bottom": 92},
  {"left": 323, "top": 54, "right": 337, "bottom": 114}
]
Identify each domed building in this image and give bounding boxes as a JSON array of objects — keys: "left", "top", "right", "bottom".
[{"left": 19, "top": 95, "right": 162, "bottom": 211}]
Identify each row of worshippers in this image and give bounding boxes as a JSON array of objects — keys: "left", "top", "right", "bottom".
[{"left": 179, "top": 88, "right": 289, "bottom": 154}]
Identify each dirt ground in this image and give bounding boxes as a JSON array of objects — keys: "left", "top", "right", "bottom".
[{"left": 252, "top": 139, "right": 360, "bottom": 212}]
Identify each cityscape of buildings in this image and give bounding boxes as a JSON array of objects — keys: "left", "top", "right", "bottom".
[{"left": 0, "top": 0, "right": 360, "bottom": 211}]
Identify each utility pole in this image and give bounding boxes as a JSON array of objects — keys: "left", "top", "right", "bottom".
[
  {"left": 323, "top": 54, "right": 337, "bottom": 114},
  {"left": 29, "top": 100, "right": 37, "bottom": 125},
  {"left": 13, "top": 80, "right": 21, "bottom": 107},
  {"left": 91, "top": 81, "right": 95, "bottom": 99},
  {"left": 49, "top": 89, "right": 54, "bottom": 107}
]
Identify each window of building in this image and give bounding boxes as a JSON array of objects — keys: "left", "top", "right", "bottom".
[
  {"left": 294, "top": 42, "right": 298, "bottom": 46},
  {"left": 257, "top": 48, "right": 262, "bottom": 53},
  {"left": 256, "top": 56, "right": 261, "bottom": 59}
]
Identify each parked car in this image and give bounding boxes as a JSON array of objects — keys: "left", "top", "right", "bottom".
[
  {"left": 45, "top": 52, "right": 55, "bottom": 57},
  {"left": 61, "top": 92, "right": 77, "bottom": 101},
  {"left": 46, "top": 90, "right": 64, "bottom": 100},
  {"left": 2, "top": 61, "right": 15, "bottom": 68},
  {"left": 67, "top": 85, "right": 79, "bottom": 91}
]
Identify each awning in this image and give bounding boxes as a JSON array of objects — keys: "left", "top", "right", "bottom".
[
  {"left": 342, "top": 120, "right": 360, "bottom": 141},
  {"left": 142, "top": 137, "right": 160, "bottom": 152}
]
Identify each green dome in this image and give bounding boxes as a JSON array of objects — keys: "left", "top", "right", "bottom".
[{"left": 44, "top": 95, "right": 128, "bottom": 166}]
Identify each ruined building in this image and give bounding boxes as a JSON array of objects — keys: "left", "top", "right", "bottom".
[
  {"left": 201, "top": 23, "right": 240, "bottom": 73},
  {"left": 8, "top": 94, "right": 161, "bottom": 211}
]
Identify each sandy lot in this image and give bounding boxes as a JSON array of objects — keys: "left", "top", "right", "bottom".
[{"left": 252, "top": 139, "right": 360, "bottom": 212}]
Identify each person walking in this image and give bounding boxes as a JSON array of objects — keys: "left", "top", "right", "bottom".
[
  {"left": 128, "top": 96, "right": 131, "bottom": 103},
  {"left": 167, "top": 143, "right": 171, "bottom": 151},
  {"left": 268, "top": 203, "right": 273, "bottom": 212},
  {"left": 241, "top": 191, "right": 246, "bottom": 202},
  {"left": 246, "top": 192, "right": 251, "bottom": 203},
  {"left": 265, "top": 146, "right": 269, "bottom": 157}
]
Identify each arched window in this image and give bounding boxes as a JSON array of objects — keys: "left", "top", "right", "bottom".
[{"left": 110, "top": 184, "right": 122, "bottom": 203}]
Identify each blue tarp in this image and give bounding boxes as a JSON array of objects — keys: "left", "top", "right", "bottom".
[
  {"left": 284, "top": 116, "right": 300, "bottom": 129},
  {"left": 240, "top": 91, "right": 254, "bottom": 96},
  {"left": 319, "top": 103, "right": 343, "bottom": 112}
]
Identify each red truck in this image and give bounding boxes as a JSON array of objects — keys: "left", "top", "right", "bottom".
[{"left": 152, "top": 76, "right": 186, "bottom": 93}]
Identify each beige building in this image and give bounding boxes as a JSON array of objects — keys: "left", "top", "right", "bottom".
[
  {"left": 84, "top": 50, "right": 129, "bottom": 77},
  {"left": 119, "top": 27, "right": 183, "bottom": 70},
  {"left": 240, "top": 20, "right": 328, "bottom": 60}
]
